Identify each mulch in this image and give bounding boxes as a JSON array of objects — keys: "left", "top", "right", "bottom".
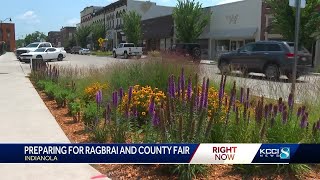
[{"left": 33, "top": 82, "right": 320, "bottom": 180}]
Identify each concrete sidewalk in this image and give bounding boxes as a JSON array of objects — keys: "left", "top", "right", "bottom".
[{"left": 0, "top": 53, "right": 110, "bottom": 179}]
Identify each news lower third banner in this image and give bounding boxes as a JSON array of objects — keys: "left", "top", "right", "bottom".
[{"left": 0, "top": 143, "right": 319, "bottom": 164}]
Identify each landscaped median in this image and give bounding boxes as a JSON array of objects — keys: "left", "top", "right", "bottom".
[
  {"left": 91, "top": 51, "right": 113, "bottom": 57},
  {"left": 30, "top": 60, "right": 320, "bottom": 179}
]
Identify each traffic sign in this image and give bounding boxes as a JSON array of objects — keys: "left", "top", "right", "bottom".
[{"left": 289, "top": 0, "right": 306, "bottom": 8}]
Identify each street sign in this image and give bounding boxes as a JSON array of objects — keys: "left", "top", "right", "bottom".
[{"left": 289, "top": 0, "right": 306, "bottom": 8}]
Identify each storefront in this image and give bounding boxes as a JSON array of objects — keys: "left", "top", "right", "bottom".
[{"left": 205, "top": 0, "right": 263, "bottom": 59}]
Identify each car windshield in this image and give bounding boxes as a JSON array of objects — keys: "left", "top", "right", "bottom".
[
  {"left": 34, "top": 48, "right": 46, "bottom": 52},
  {"left": 287, "top": 42, "right": 309, "bottom": 53},
  {"left": 26, "top": 43, "right": 40, "bottom": 48}
]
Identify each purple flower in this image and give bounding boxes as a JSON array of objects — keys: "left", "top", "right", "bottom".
[
  {"left": 316, "top": 120, "right": 320, "bottom": 130},
  {"left": 128, "top": 86, "right": 133, "bottom": 104},
  {"left": 203, "top": 78, "right": 209, "bottom": 108},
  {"left": 177, "top": 76, "right": 181, "bottom": 98},
  {"left": 171, "top": 75, "right": 176, "bottom": 98},
  {"left": 240, "top": 87, "right": 244, "bottom": 104},
  {"left": 114, "top": 91, "right": 118, "bottom": 107},
  {"left": 288, "top": 93, "right": 294, "bottom": 109},
  {"left": 181, "top": 68, "right": 185, "bottom": 92},
  {"left": 148, "top": 97, "right": 155, "bottom": 116},
  {"left": 96, "top": 90, "right": 102, "bottom": 105},
  {"left": 282, "top": 110, "right": 288, "bottom": 124},
  {"left": 278, "top": 97, "right": 283, "bottom": 105},
  {"left": 218, "top": 75, "right": 225, "bottom": 106},
  {"left": 187, "top": 76, "right": 192, "bottom": 101},
  {"left": 301, "top": 106, "right": 306, "bottom": 115},
  {"left": 273, "top": 105, "right": 278, "bottom": 117},
  {"left": 300, "top": 113, "right": 309, "bottom": 128},
  {"left": 268, "top": 103, "right": 273, "bottom": 117},
  {"left": 152, "top": 112, "right": 160, "bottom": 126},
  {"left": 119, "top": 88, "right": 123, "bottom": 102},
  {"left": 246, "top": 88, "right": 250, "bottom": 109},
  {"left": 297, "top": 107, "right": 302, "bottom": 117}
]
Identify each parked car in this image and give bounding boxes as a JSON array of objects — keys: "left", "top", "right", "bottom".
[
  {"left": 16, "top": 42, "right": 52, "bottom": 60},
  {"left": 218, "top": 41, "right": 313, "bottom": 80},
  {"left": 64, "top": 47, "right": 71, "bottom": 53},
  {"left": 79, "top": 48, "right": 91, "bottom": 55},
  {"left": 113, "top": 43, "right": 143, "bottom": 59},
  {"left": 19, "top": 47, "right": 66, "bottom": 62},
  {"left": 171, "top": 43, "right": 202, "bottom": 62},
  {"left": 70, "top": 46, "right": 82, "bottom": 54}
]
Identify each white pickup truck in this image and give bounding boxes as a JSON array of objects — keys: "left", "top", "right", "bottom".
[
  {"left": 112, "top": 43, "right": 143, "bottom": 59},
  {"left": 16, "top": 42, "right": 53, "bottom": 61}
]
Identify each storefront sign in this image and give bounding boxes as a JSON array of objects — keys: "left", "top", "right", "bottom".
[{"left": 226, "top": 14, "right": 239, "bottom": 24}]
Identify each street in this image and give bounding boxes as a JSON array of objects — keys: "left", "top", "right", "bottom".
[{"left": 18, "top": 53, "right": 320, "bottom": 104}]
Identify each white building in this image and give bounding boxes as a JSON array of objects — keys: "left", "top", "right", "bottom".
[{"left": 198, "top": 0, "right": 263, "bottom": 59}]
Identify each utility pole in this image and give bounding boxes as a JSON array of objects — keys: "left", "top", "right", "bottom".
[{"left": 290, "top": 0, "right": 302, "bottom": 97}]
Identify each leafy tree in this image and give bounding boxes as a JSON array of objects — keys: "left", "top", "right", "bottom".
[
  {"left": 24, "top": 31, "right": 47, "bottom": 45},
  {"left": 16, "top": 39, "right": 25, "bottom": 48},
  {"left": 91, "top": 23, "right": 105, "bottom": 50},
  {"left": 65, "top": 36, "right": 76, "bottom": 48},
  {"left": 122, "top": 11, "right": 142, "bottom": 46},
  {"left": 75, "top": 26, "right": 91, "bottom": 48},
  {"left": 173, "top": 0, "right": 211, "bottom": 43},
  {"left": 266, "top": 0, "right": 320, "bottom": 50}
]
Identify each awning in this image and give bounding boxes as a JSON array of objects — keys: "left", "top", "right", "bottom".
[{"left": 211, "top": 27, "right": 258, "bottom": 39}]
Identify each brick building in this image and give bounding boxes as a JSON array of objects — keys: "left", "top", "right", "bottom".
[
  {"left": 60, "top": 26, "right": 76, "bottom": 47},
  {"left": 0, "top": 23, "right": 16, "bottom": 51},
  {"left": 47, "top": 31, "right": 61, "bottom": 47}
]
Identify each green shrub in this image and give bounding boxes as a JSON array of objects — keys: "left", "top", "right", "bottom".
[
  {"left": 90, "top": 126, "right": 108, "bottom": 143},
  {"left": 54, "top": 89, "right": 70, "bottom": 108},
  {"left": 36, "top": 80, "right": 48, "bottom": 90},
  {"left": 83, "top": 102, "right": 101, "bottom": 129},
  {"left": 44, "top": 82, "right": 57, "bottom": 100}
]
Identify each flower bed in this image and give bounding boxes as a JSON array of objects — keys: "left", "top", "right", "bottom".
[{"left": 30, "top": 61, "right": 320, "bottom": 179}]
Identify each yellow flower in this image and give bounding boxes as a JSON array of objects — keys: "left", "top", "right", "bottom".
[{"left": 142, "top": 112, "right": 146, "bottom": 116}]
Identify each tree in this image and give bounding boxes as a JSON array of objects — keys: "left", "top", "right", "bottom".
[
  {"left": 24, "top": 31, "right": 47, "bottom": 45},
  {"left": 75, "top": 26, "right": 91, "bottom": 48},
  {"left": 91, "top": 23, "right": 105, "bottom": 50},
  {"left": 122, "top": 11, "right": 142, "bottom": 46},
  {"left": 173, "top": 0, "right": 211, "bottom": 43},
  {"left": 65, "top": 36, "right": 76, "bottom": 48},
  {"left": 16, "top": 39, "right": 25, "bottom": 48},
  {"left": 266, "top": 0, "right": 320, "bottom": 50}
]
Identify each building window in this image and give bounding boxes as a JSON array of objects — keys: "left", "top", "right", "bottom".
[{"left": 216, "top": 40, "right": 230, "bottom": 52}]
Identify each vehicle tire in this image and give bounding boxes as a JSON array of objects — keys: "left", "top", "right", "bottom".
[
  {"left": 192, "top": 47, "right": 201, "bottom": 60},
  {"left": 57, "top": 54, "right": 63, "bottom": 61},
  {"left": 36, "top": 55, "right": 43, "bottom": 61},
  {"left": 219, "top": 61, "right": 231, "bottom": 75},
  {"left": 113, "top": 51, "right": 117, "bottom": 58},
  {"left": 264, "top": 64, "right": 280, "bottom": 80},
  {"left": 124, "top": 51, "right": 128, "bottom": 59},
  {"left": 286, "top": 73, "right": 300, "bottom": 81}
]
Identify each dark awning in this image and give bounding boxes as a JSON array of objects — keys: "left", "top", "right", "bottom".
[{"left": 142, "top": 15, "right": 174, "bottom": 39}]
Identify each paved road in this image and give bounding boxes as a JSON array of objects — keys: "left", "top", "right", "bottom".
[
  {"left": 20, "top": 53, "right": 320, "bottom": 104},
  {"left": 0, "top": 53, "right": 110, "bottom": 180}
]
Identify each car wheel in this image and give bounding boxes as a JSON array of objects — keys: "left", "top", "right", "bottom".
[
  {"left": 113, "top": 51, "right": 117, "bottom": 58},
  {"left": 36, "top": 55, "right": 43, "bottom": 61},
  {"left": 286, "top": 73, "right": 300, "bottom": 81},
  {"left": 192, "top": 47, "right": 201, "bottom": 59},
  {"left": 57, "top": 54, "right": 63, "bottom": 61},
  {"left": 124, "top": 52, "right": 128, "bottom": 59},
  {"left": 219, "top": 61, "right": 231, "bottom": 75},
  {"left": 264, "top": 64, "right": 280, "bottom": 80}
]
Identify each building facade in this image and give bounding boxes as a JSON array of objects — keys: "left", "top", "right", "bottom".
[
  {"left": 0, "top": 23, "right": 16, "bottom": 51},
  {"left": 60, "top": 26, "right": 76, "bottom": 47},
  {"left": 142, "top": 15, "right": 174, "bottom": 51},
  {"left": 80, "top": 6, "right": 103, "bottom": 27},
  {"left": 47, "top": 31, "right": 61, "bottom": 47}
]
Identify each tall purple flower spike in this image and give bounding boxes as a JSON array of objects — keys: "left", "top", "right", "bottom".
[
  {"left": 148, "top": 97, "right": 155, "bottom": 116},
  {"left": 240, "top": 87, "right": 244, "bottom": 104},
  {"left": 128, "top": 86, "right": 133, "bottom": 105},
  {"left": 152, "top": 112, "right": 160, "bottom": 126},
  {"left": 177, "top": 76, "right": 181, "bottom": 98},
  {"left": 187, "top": 76, "right": 192, "bottom": 101},
  {"left": 181, "top": 68, "right": 185, "bottom": 93},
  {"left": 282, "top": 110, "right": 288, "bottom": 124},
  {"left": 96, "top": 90, "right": 102, "bottom": 105},
  {"left": 171, "top": 75, "right": 176, "bottom": 98},
  {"left": 297, "top": 107, "right": 302, "bottom": 117},
  {"left": 300, "top": 113, "right": 309, "bottom": 128}
]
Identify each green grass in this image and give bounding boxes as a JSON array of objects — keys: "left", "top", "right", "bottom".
[{"left": 91, "top": 51, "right": 112, "bottom": 56}]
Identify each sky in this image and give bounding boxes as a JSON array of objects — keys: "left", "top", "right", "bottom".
[{"left": 0, "top": 0, "right": 241, "bottom": 39}]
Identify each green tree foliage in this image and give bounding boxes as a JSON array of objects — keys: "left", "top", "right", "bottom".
[
  {"left": 16, "top": 39, "right": 25, "bottom": 48},
  {"left": 122, "top": 11, "right": 142, "bottom": 46},
  {"left": 65, "top": 36, "right": 77, "bottom": 48},
  {"left": 75, "top": 26, "right": 91, "bottom": 48},
  {"left": 173, "top": 0, "right": 211, "bottom": 43},
  {"left": 24, "top": 31, "right": 47, "bottom": 45},
  {"left": 91, "top": 23, "right": 105, "bottom": 50},
  {"left": 266, "top": 0, "right": 320, "bottom": 49}
]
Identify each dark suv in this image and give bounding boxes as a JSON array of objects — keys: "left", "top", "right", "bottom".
[
  {"left": 171, "top": 43, "right": 202, "bottom": 61},
  {"left": 70, "top": 46, "right": 82, "bottom": 54},
  {"left": 218, "top": 41, "right": 312, "bottom": 80}
]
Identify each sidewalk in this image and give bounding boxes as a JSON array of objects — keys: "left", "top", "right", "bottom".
[{"left": 0, "top": 53, "right": 110, "bottom": 179}]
